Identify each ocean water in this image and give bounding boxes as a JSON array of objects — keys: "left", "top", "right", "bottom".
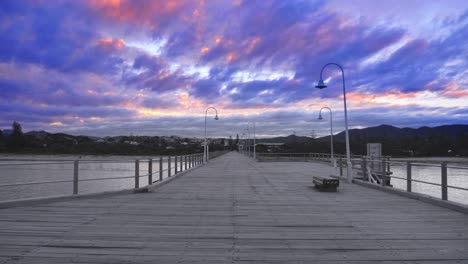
[
  {"left": 388, "top": 157, "right": 468, "bottom": 205},
  {"left": 0, "top": 154, "right": 467, "bottom": 205},
  {"left": 0, "top": 154, "right": 187, "bottom": 201}
]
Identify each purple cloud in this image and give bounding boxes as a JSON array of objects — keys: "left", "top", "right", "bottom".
[{"left": 0, "top": 0, "right": 466, "bottom": 137}]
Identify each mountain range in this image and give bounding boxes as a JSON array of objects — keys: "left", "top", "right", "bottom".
[{"left": 1, "top": 124, "right": 467, "bottom": 156}]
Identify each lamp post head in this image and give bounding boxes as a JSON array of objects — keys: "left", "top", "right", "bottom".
[
  {"left": 214, "top": 115, "right": 219, "bottom": 120},
  {"left": 315, "top": 79, "right": 327, "bottom": 89},
  {"left": 318, "top": 113, "right": 323, "bottom": 120}
]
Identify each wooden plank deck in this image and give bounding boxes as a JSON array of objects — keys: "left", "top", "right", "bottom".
[{"left": 1, "top": 152, "right": 467, "bottom": 263}]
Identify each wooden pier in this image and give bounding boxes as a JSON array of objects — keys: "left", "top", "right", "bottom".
[{"left": 1, "top": 152, "right": 467, "bottom": 263}]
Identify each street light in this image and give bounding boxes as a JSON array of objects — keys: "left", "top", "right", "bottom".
[
  {"left": 319, "top": 107, "right": 335, "bottom": 167},
  {"left": 204, "top": 106, "right": 219, "bottom": 162},
  {"left": 316, "top": 63, "right": 352, "bottom": 182},
  {"left": 246, "top": 125, "right": 251, "bottom": 157}
]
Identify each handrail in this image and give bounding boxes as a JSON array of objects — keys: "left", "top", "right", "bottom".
[
  {"left": 358, "top": 157, "right": 468, "bottom": 204},
  {"left": 255, "top": 151, "right": 468, "bottom": 204},
  {"left": 0, "top": 151, "right": 229, "bottom": 201}
]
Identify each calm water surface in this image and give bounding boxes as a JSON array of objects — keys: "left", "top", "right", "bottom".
[
  {"left": 0, "top": 154, "right": 182, "bottom": 201},
  {"left": 388, "top": 157, "right": 468, "bottom": 205},
  {"left": 0, "top": 154, "right": 467, "bottom": 205}
]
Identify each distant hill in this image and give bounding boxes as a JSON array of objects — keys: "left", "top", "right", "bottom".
[
  {"left": 254, "top": 124, "right": 468, "bottom": 156},
  {"left": 321, "top": 124, "right": 468, "bottom": 142},
  {"left": 2, "top": 124, "right": 467, "bottom": 156},
  {"left": 256, "top": 134, "right": 312, "bottom": 144}
]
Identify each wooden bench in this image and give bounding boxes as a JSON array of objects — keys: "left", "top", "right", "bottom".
[{"left": 313, "top": 175, "right": 339, "bottom": 192}]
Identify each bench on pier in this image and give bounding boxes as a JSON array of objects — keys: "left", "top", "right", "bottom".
[{"left": 312, "top": 175, "right": 339, "bottom": 192}]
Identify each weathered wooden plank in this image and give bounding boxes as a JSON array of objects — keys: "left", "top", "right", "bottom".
[{"left": 0, "top": 152, "right": 467, "bottom": 263}]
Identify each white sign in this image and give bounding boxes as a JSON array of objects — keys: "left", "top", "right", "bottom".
[{"left": 367, "top": 143, "right": 382, "bottom": 158}]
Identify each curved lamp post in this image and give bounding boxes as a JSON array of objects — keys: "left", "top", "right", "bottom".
[
  {"left": 316, "top": 63, "right": 352, "bottom": 182},
  {"left": 319, "top": 107, "right": 335, "bottom": 167},
  {"left": 204, "top": 107, "right": 219, "bottom": 162}
]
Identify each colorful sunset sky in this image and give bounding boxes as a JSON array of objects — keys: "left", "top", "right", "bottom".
[{"left": 0, "top": 0, "right": 467, "bottom": 138}]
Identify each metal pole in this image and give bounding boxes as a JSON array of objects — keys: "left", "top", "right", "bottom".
[
  {"left": 73, "top": 160, "right": 79, "bottom": 195},
  {"left": 407, "top": 161, "right": 412, "bottom": 192},
  {"left": 247, "top": 126, "right": 251, "bottom": 157},
  {"left": 159, "top": 157, "right": 163, "bottom": 181},
  {"left": 148, "top": 159, "right": 152, "bottom": 185},
  {"left": 135, "top": 160, "right": 139, "bottom": 188},
  {"left": 168, "top": 157, "right": 171, "bottom": 177},
  {"left": 184, "top": 155, "right": 187, "bottom": 171},
  {"left": 204, "top": 114, "right": 207, "bottom": 163},
  {"left": 339, "top": 157, "right": 343, "bottom": 177},
  {"left": 204, "top": 107, "right": 219, "bottom": 163},
  {"left": 253, "top": 122, "right": 256, "bottom": 160},
  {"left": 441, "top": 162, "right": 448, "bottom": 200},
  {"left": 318, "top": 63, "right": 352, "bottom": 182},
  {"left": 330, "top": 110, "right": 334, "bottom": 167},
  {"left": 175, "top": 156, "right": 178, "bottom": 174}
]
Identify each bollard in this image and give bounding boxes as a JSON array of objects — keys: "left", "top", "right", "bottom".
[
  {"left": 441, "top": 162, "right": 448, "bottom": 200},
  {"left": 159, "top": 157, "right": 163, "bottom": 181},
  {"left": 73, "top": 160, "right": 79, "bottom": 195},
  {"left": 148, "top": 159, "right": 153, "bottom": 185},
  {"left": 168, "top": 157, "right": 171, "bottom": 177},
  {"left": 407, "top": 161, "right": 412, "bottom": 192},
  {"left": 135, "top": 160, "right": 139, "bottom": 188}
]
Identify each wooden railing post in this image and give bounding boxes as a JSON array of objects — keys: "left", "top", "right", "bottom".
[
  {"left": 175, "top": 156, "right": 178, "bottom": 174},
  {"left": 407, "top": 161, "right": 412, "bottom": 192},
  {"left": 381, "top": 158, "right": 386, "bottom": 186},
  {"left": 159, "top": 157, "right": 163, "bottom": 181},
  {"left": 148, "top": 159, "right": 153, "bottom": 185},
  {"left": 441, "top": 162, "right": 448, "bottom": 200},
  {"left": 184, "top": 155, "right": 187, "bottom": 170},
  {"left": 361, "top": 157, "right": 367, "bottom": 181},
  {"left": 73, "top": 160, "right": 79, "bottom": 195},
  {"left": 135, "top": 160, "right": 139, "bottom": 188},
  {"left": 180, "top": 155, "right": 183, "bottom": 172},
  {"left": 168, "top": 157, "right": 171, "bottom": 177},
  {"left": 339, "top": 158, "right": 343, "bottom": 177}
]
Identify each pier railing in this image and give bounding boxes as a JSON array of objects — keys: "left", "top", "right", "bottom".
[
  {"left": 0, "top": 151, "right": 228, "bottom": 201},
  {"left": 256, "top": 152, "right": 467, "bottom": 205},
  {"left": 256, "top": 152, "right": 366, "bottom": 163},
  {"left": 356, "top": 158, "right": 468, "bottom": 205}
]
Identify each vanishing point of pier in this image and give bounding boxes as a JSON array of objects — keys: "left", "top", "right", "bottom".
[{"left": 1, "top": 152, "right": 467, "bottom": 263}]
